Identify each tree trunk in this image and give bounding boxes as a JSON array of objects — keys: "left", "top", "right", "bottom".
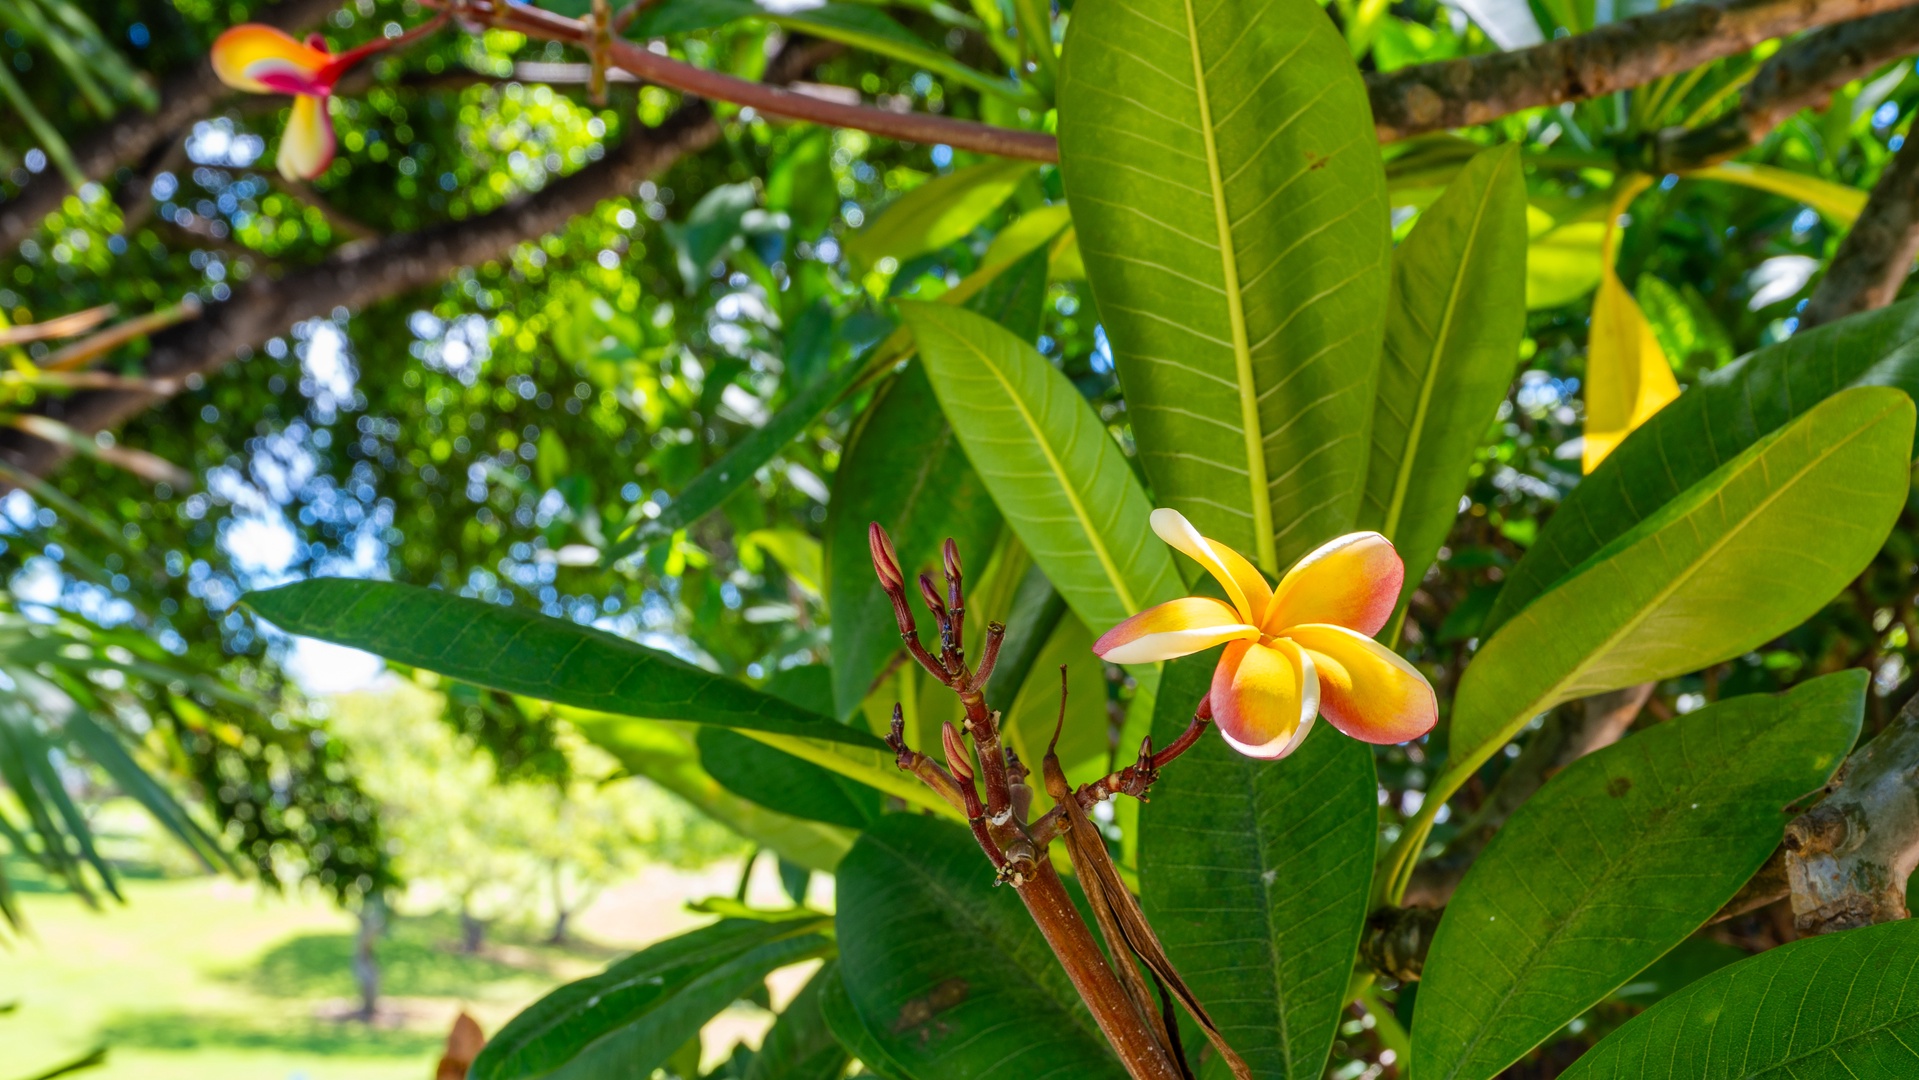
[
  {"left": 459, "top": 898, "right": 487, "bottom": 954},
  {"left": 353, "top": 896, "right": 384, "bottom": 1022}
]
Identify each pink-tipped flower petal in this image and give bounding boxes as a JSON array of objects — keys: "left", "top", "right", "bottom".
[
  {"left": 1287, "top": 623, "right": 1436, "bottom": 745},
  {"left": 212, "top": 24, "right": 332, "bottom": 95},
  {"left": 1150, "top": 508, "right": 1273, "bottom": 624},
  {"left": 1210, "top": 639, "right": 1319, "bottom": 760},
  {"left": 1263, "top": 531, "right": 1403, "bottom": 637},
  {"left": 1092, "top": 596, "right": 1260, "bottom": 666},
  {"left": 276, "top": 94, "right": 335, "bottom": 180}
]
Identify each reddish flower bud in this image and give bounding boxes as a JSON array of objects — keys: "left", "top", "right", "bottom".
[
  {"left": 942, "top": 538, "right": 963, "bottom": 585},
  {"left": 941, "top": 722, "right": 974, "bottom": 782},
  {"left": 868, "top": 523, "right": 904, "bottom": 591},
  {"left": 918, "top": 572, "right": 948, "bottom": 619}
]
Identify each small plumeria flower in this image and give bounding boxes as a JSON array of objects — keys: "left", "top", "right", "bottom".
[
  {"left": 1094, "top": 509, "right": 1437, "bottom": 760},
  {"left": 211, "top": 25, "right": 391, "bottom": 180}
]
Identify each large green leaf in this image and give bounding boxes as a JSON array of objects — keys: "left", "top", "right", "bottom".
[
  {"left": 901, "top": 302, "right": 1184, "bottom": 634},
  {"left": 244, "top": 580, "right": 879, "bottom": 748},
  {"left": 1139, "top": 652, "right": 1376, "bottom": 1080},
  {"left": 1412, "top": 672, "right": 1865, "bottom": 1080},
  {"left": 1446, "top": 386, "right": 1912, "bottom": 779},
  {"left": 1359, "top": 144, "right": 1528, "bottom": 614},
  {"left": 566, "top": 712, "right": 856, "bottom": 872},
  {"left": 1486, "top": 298, "right": 1919, "bottom": 636},
  {"left": 1057, "top": 0, "right": 1390, "bottom": 573},
  {"left": 1559, "top": 918, "right": 1919, "bottom": 1079},
  {"left": 743, "top": 961, "right": 854, "bottom": 1080},
  {"left": 697, "top": 666, "right": 883, "bottom": 830},
  {"left": 471, "top": 915, "right": 832, "bottom": 1080},
  {"left": 835, "top": 814, "right": 1127, "bottom": 1080},
  {"left": 998, "top": 613, "right": 1109, "bottom": 781},
  {"left": 846, "top": 159, "right": 1039, "bottom": 266}
]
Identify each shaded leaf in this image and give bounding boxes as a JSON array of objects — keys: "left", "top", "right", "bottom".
[
  {"left": 847, "top": 160, "right": 1039, "bottom": 266},
  {"left": 743, "top": 962, "right": 854, "bottom": 1080},
  {"left": 1140, "top": 652, "right": 1376, "bottom": 1080},
  {"left": 471, "top": 916, "right": 832, "bottom": 1080},
  {"left": 1413, "top": 672, "right": 1864, "bottom": 1080},
  {"left": 835, "top": 814, "right": 1127, "bottom": 1080}
]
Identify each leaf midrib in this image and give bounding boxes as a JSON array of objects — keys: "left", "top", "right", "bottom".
[
  {"left": 1178, "top": 0, "right": 1275, "bottom": 573},
  {"left": 924, "top": 311, "right": 1141, "bottom": 614},
  {"left": 1380, "top": 170, "right": 1498, "bottom": 542}
]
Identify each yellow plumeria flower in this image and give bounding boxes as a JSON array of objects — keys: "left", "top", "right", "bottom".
[
  {"left": 211, "top": 25, "right": 390, "bottom": 180},
  {"left": 1094, "top": 509, "right": 1437, "bottom": 760}
]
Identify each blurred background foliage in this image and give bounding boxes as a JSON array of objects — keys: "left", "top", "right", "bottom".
[{"left": 2, "top": 0, "right": 1918, "bottom": 1075}]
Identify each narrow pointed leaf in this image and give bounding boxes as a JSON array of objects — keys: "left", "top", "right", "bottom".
[
  {"left": 1448, "top": 386, "right": 1912, "bottom": 783},
  {"left": 1058, "top": 0, "right": 1390, "bottom": 573},
  {"left": 245, "top": 579, "right": 880, "bottom": 747},
  {"left": 901, "top": 301, "right": 1184, "bottom": 633},
  {"left": 471, "top": 916, "right": 833, "bottom": 1080},
  {"left": 1487, "top": 298, "right": 1919, "bottom": 636},
  {"left": 1413, "top": 672, "right": 1864, "bottom": 1080},
  {"left": 1139, "top": 652, "right": 1376, "bottom": 1080},
  {"left": 1359, "top": 144, "right": 1528, "bottom": 606},
  {"left": 1560, "top": 918, "right": 1919, "bottom": 1079},
  {"left": 835, "top": 814, "right": 1128, "bottom": 1080},
  {"left": 846, "top": 159, "right": 1039, "bottom": 266}
]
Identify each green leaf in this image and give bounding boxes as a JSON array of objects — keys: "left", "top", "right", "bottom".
[
  {"left": 1412, "top": 672, "right": 1865, "bottom": 1080},
  {"left": 1139, "top": 652, "right": 1376, "bottom": 1080},
  {"left": 1359, "top": 144, "right": 1528, "bottom": 613},
  {"left": 471, "top": 916, "right": 833, "bottom": 1080},
  {"left": 567, "top": 713, "right": 857, "bottom": 872},
  {"left": 1524, "top": 221, "right": 1604, "bottom": 310},
  {"left": 825, "top": 250, "right": 1049, "bottom": 719},
  {"left": 743, "top": 961, "right": 854, "bottom": 1080},
  {"left": 1691, "top": 162, "right": 1867, "bottom": 226},
  {"left": 846, "top": 160, "right": 1040, "bottom": 267},
  {"left": 1487, "top": 298, "right": 1919, "bottom": 637},
  {"left": 901, "top": 301, "right": 1184, "bottom": 634},
  {"left": 1057, "top": 0, "right": 1391, "bottom": 573},
  {"left": 1559, "top": 918, "right": 1919, "bottom": 1080},
  {"left": 999, "top": 613, "right": 1109, "bottom": 780},
  {"left": 631, "top": 0, "right": 1039, "bottom": 107},
  {"left": 244, "top": 580, "right": 878, "bottom": 747},
  {"left": 825, "top": 367, "right": 1003, "bottom": 719},
  {"left": 817, "top": 964, "right": 914, "bottom": 1080},
  {"left": 835, "top": 814, "right": 1127, "bottom": 1080},
  {"left": 698, "top": 728, "right": 882, "bottom": 830},
  {"left": 1446, "top": 386, "right": 1912, "bottom": 777}
]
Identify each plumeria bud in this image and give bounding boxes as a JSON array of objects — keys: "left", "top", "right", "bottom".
[
  {"left": 941, "top": 722, "right": 974, "bottom": 782},
  {"left": 918, "top": 572, "right": 949, "bottom": 621},
  {"left": 868, "top": 523, "right": 905, "bottom": 591},
  {"left": 942, "top": 538, "right": 963, "bottom": 587}
]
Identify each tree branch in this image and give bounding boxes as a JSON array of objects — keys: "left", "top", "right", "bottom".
[
  {"left": 1647, "top": 5, "right": 1919, "bottom": 172},
  {"left": 0, "top": 104, "right": 720, "bottom": 479},
  {"left": 1369, "top": 0, "right": 1919, "bottom": 143},
  {"left": 0, "top": 0, "right": 339, "bottom": 255},
  {"left": 1800, "top": 131, "right": 1919, "bottom": 328}
]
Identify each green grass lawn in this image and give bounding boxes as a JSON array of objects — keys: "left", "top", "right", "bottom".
[{"left": 0, "top": 870, "right": 627, "bottom": 1080}]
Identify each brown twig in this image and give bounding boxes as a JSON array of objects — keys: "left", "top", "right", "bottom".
[
  {"left": 1800, "top": 132, "right": 1919, "bottom": 328},
  {"left": 1647, "top": 5, "right": 1919, "bottom": 172},
  {"left": 1369, "top": 0, "right": 1919, "bottom": 142}
]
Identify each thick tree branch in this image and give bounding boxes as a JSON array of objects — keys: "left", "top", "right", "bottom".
[
  {"left": 1370, "top": 0, "right": 1919, "bottom": 143},
  {"left": 1784, "top": 694, "right": 1919, "bottom": 932},
  {"left": 1648, "top": 5, "right": 1919, "bottom": 172},
  {"left": 1800, "top": 131, "right": 1919, "bottom": 327},
  {"left": 0, "top": 0, "right": 339, "bottom": 255},
  {"left": 0, "top": 105, "right": 720, "bottom": 479}
]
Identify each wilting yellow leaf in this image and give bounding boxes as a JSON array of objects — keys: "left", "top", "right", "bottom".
[{"left": 1583, "top": 269, "right": 1680, "bottom": 472}]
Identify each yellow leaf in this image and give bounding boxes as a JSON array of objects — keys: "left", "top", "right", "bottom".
[
  {"left": 1584, "top": 269, "right": 1680, "bottom": 472},
  {"left": 1584, "top": 174, "right": 1678, "bottom": 473}
]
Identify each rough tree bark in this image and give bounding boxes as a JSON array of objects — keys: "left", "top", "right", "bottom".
[
  {"left": 1800, "top": 132, "right": 1919, "bottom": 328},
  {"left": 1646, "top": 5, "right": 1919, "bottom": 172},
  {"left": 1784, "top": 695, "right": 1919, "bottom": 933}
]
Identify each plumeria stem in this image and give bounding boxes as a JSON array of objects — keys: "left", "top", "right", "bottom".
[{"left": 1026, "top": 698, "right": 1213, "bottom": 848}]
